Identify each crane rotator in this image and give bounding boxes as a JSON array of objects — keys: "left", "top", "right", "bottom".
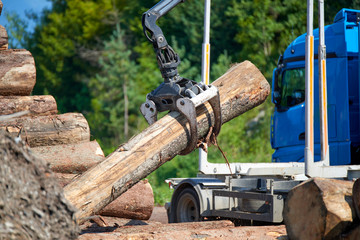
[{"left": 140, "top": 0, "right": 222, "bottom": 155}]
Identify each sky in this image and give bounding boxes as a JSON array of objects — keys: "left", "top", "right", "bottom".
[{"left": 0, "top": 0, "right": 52, "bottom": 31}]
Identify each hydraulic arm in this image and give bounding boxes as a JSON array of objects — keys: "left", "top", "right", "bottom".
[{"left": 140, "top": 0, "right": 222, "bottom": 155}]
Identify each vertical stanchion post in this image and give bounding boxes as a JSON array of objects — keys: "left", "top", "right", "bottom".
[
  {"left": 318, "top": 0, "right": 330, "bottom": 166},
  {"left": 199, "top": 0, "right": 211, "bottom": 173},
  {"left": 305, "top": 0, "right": 315, "bottom": 177}
]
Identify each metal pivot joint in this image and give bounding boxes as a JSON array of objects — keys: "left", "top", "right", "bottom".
[{"left": 140, "top": 0, "right": 222, "bottom": 155}]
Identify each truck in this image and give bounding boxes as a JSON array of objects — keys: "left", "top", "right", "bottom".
[{"left": 164, "top": 8, "right": 360, "bottom": 224}]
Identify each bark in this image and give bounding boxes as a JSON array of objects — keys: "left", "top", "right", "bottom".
[
  {"left": 0, "top": 1, "right": 2, "bottom": 16},
  {"left": 79, "top": 224, "right": 286, "bottom": 240},
  {"left": 0, "top": 25, "right": 7, "bottom": 50},
  {"left": 55, "top": 174, "right": 154, "bottom": 220},
  {"left": 0, "top": 95, "right": 57, "bottom": 116},
  {"left": 283, "top": 177, "right": 356, "bottom": 240},
  {"left": 31, "top": 140, "right": 104, "bottom": 174},
  {"left": 64, "top": 60, "right": 270, "bottom": 224},
  {"left": 0, "top": 113, "right": 90, "bottom": 147},
  {"left": 0, "top": 49, "right": 36, "bottom": 96}
]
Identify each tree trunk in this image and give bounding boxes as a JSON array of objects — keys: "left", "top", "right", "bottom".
[
  {"left": 0, "top": 49, "right": 36, "bottom": 96},
  {"left": 123, "top": 81, "right": 128, "bottom": 140},
  {"left": 0, "top": 95, "right": 57, "bottom": 116},
  {"left": 64, "top": 61, "right": 270, "bottom": 224},
  {"left": 0, "top": 25, "right": 7, "bottom": 50},
  {"left": 0, "top": 1, "right": 2, "bottom": 16},
  {"left": 283, "top": 177, "right": 356, "bottom": 240},
  {"left": 0, "top": 113, "right": 90, "bottom": 147},
  {"left": 31, "top": 140, "right": 104, "bottom": 174}
]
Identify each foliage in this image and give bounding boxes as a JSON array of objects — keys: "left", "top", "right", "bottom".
[{"left": 8, "top": 0, "right": 360, "bottom": 204}]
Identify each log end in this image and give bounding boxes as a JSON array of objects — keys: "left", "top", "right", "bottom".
[
  {"left": 284, "top": 178, "right": 326, "bottom": 240},
  {"left": 284, "top": 178, "right": 355, "bottom": 240}
]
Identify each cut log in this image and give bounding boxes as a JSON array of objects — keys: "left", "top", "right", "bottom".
[
  {"left": 79, "top": 224, "right": 286, "bottom": 240},
  {"left": 82, "top": 219, "right": 234, "bottom": 234},
  {"left": 64, "top": 60, "right": 270, "bottom": 224},
  {"left": 98, "top": 180, "right": 154, "bottom": 220},
  {"left": 0, "top": 26, "right": 7, "bottom": 50},
  {"left": 283, "top": 177, "right": 356, "bottom": 240},
  {"left": 0, "top": 113, "right": 90, "bottom": 147},
  {"left": 0, "top": 95, "right": 57, "bottom": 116},
  {"left": 31, "top": 140, "right": 104, "bottom": 174},
  {"left": 55, "top": 174, "right": 154, "bottom": 220},
  {"left": 0, "top": 49, "right": 36, "bottom": 96}
]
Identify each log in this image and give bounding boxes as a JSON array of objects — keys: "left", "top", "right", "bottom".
[
  {"left": 0, "top": 95, "right": 57, "bottom": 116},
  {"left": 79, "top": 224, "right": 286, "bottom": 240},
  {"left": 283, "top": 177, "right": 356, "bottom": 240},
  {"left": 55, "top": 174, "right": 154, "bottom": 220},
  {"left": 82, "top": 220, "right": 234, "bottom": 235},
  {"left": 0, "top": 113, "right": 90, "bottom": 147},
  {"left": 98, "top": 180, "right": 154, "bottom": 220},
  {"left": 0, "top": 25, "right": 7, "bottom": 50},
  {"left": 0, "top": 1, "right": 2, "bottom": 16},
  {"left": 64, "top": 60, "right": 270, "bottom": 224},
  {"left": 0, "top": 49, "right": 36, "bottom": 96},
  {"left": 31, "top": 140, "right": 104, "bottom": 174}
]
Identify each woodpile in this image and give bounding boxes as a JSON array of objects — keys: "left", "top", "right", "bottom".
[
  {"left": 0, "top": 13, "right": 154, "bottom": 228},
  {"left": 284, "top": 177, "right": 360, "bottom": 240}
]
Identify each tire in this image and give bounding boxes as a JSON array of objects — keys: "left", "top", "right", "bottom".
[{"left": 174, "top": 187, "right": 201, "bottom": 223}]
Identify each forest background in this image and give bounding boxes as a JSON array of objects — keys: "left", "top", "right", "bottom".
[{"left": 4, "top": 0, "right": 360, "bottom": 204}]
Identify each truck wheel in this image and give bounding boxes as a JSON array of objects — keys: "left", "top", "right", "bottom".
[{"left": 174, "top": 188, "right": 200, "bottom": 223}]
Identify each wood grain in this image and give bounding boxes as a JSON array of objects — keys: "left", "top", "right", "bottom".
[
  {"left": 31, "top": 140, "right": 104, "bottom": 174},
  {"left": 0, "top": 113, "right": 90, "bottom": 147},
  {"left": 0, "top": 95, "right": 57, "bottom": 116}
]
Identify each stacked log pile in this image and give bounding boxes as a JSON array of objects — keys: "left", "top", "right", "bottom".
[{"left": 0, "top": 3, "right": 154, "bottom": 225}]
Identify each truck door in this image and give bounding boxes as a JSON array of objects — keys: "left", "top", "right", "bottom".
[{"left": 271, "top": 63, "right": 306, "bottom": 163}]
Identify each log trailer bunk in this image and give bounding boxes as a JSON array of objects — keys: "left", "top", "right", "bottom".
[{"left": 140, "top": 0, "right": 360, "bottom": 223}]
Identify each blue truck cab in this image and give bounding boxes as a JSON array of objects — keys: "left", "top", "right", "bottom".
[{"left": 271, "top": 9, "right": 360, "bottom": 165}]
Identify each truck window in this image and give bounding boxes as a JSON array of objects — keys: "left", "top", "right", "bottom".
[{"left": 279, "top": 68, "right": 305, "bottom": 107}]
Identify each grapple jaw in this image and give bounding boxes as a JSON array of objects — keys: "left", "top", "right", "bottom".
[{"left": 140, "top": 81, "right": 221, "bottom": 155}]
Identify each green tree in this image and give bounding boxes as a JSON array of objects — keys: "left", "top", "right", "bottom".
[{"left": 89, "top": 23, "right": 139, "bottom": 151}]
